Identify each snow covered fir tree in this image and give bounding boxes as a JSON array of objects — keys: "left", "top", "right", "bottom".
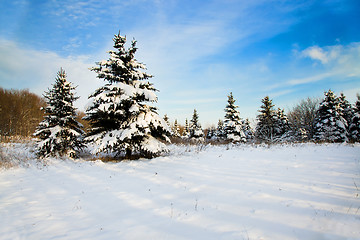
[
  {"left": 348, "top": 94, "right": 360, "bottom": 142},
  {"left": 241, "top": 118, "right": 254, "bottom": 141},
  {"left": 215, "top": 119, "right": 225, "bottom": 139},
  {"left": 34, "top": 68, "right": 84, "bottom": 158},
  {"left": 223, "top": 92, "right": 245, "bottom": 142},
  {"left": 273, "top": 108, "right": 294, "bottom": 142},
  {"left": 172, "top": 119, "right": 180, "bottom": 138},
  {"left": 182, "top": 119, "right": 190, "bottom": 138},
  {"left": 189, "top": 109, "right": 204, "bottom": 140},
  {"left": 84, "top": 32, "right": 171, "bottom": 158},
  {"left": 255, "top": 96, "right": 277, "bottom": 142},
  {"left": 312, "top": 90, "right": 348, "bottom": 143}
]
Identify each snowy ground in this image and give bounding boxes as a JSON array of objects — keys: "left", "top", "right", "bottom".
[{"left": 1, "top": 143, "right": 360, "bottom": 240}]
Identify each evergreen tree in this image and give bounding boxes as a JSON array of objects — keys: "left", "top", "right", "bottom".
[
  {"left": 255, "top": 96, "right": 277, "bottom": 142},
  {"left": 338, "top": 93, "right": 354, "bottom": 136},
  {"left": 241, "top": 118, "right": 254, "bottom": 141},
  {"left": 216, "top": 119, "right": 225, "bottom": 139},
  {"left": 349, "top": 94, "right": 360, "bottom": 142},
  {"left": 172, "top": 119, "right": 180, "bottom": 138},
  {"left": 189, "top": 109, "right": 204, "bottom": 139},
  {"left": 223, "top": 92, "right": 245, "bottom": 142},
  {"left": 273, "top": 108, "right": 295, "bottom": 142},
  {"left": 206, "top": 126, "right": 216, "bottom": 140},
  {"left": 84, "top": 32, "right": 170, "bottom": 158},
  {"left": 183, "top": 119, "right": 190, "bottom": 138},
  {"left": 34, "top": 68, "right": 84, "bottom": 158},
  {"left": 312, "top": 90, "right": 348, "bottom": 142}
]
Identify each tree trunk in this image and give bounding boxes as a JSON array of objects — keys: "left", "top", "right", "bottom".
[{"left": 125, "top": 148, "right": 132, "bottom": 159}]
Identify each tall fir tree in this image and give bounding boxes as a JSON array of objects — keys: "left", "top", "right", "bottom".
[
  {"left": 349, "top": 94, "right": 360, "bottom": 142},
  {"left": 223, "top": 92, "right": 245, "bottom": 142},
  {"left": 84, "top": 32, "right": 170, "bottom": 158},
  {"left": 34, "top": 68, "right": 84, "bottom": 158},
  {"left": 338, "top": 93, "right": 354, "bottom": 134},
  {"left": 255, "top": 96, "right": 277, "bottom": 142},
  {"left": 312, "top": 90, "right": 348, "bottom": 142},
  {"left": 189, "top": 109, "right": 204, "bottom": 139}
]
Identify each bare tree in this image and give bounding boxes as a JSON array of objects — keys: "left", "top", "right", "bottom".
[
  {"left": 0, "top": 88, "right": 45, "bottom": 139},
  {"left": 287, "top": 97, "right": 320, "bottom": 140}
]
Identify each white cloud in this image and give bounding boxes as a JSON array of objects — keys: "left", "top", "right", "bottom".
[
  {"left": 0, "top": 38, "right": 100, "bottom": 111},
  {"left": 288, "top": 42, "right": 360, "bottom": 86},
  {"left": 302, "top": 46, "right": 330, "bottom": 64}
]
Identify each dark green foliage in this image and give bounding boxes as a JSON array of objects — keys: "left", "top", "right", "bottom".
[
  {"left": 349, "top": 95, "right": 360, "bottom": 142},
  {"left": 312, "top": 90, "right": 347, "bottom": 142},
  {"left": 84, "top": 32, "right": 170, "bottom": 158},
  {"left": 34, "top": 68, "right": 84, "bottom": 158},
  {"left": 255, "top": 96, "right": 277, "bottom": 142},
  {"left": 189, "top": 109, "right": 204, "bottom": 139},
  {"left": 223, "top": 92, "right": 245, "bottom": 142}
]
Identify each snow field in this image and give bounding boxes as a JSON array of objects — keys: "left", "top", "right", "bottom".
[{"left": 0, "top": 143, "right": 360, "bottom": 240}]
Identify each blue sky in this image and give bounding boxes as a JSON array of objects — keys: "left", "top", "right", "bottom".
[{"left": 1, "top": 0, "right": 360, "bottom": 127}]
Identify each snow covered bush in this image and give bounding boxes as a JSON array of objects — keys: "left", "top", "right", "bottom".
[
  {"left": 84, "top": 32, "right": 170, "bottom": 158},
  {"left": 312, "top": 90, "right": 348, "bottom": 142},
  {"left": 34, "top": 68, "right": 84, "bottom": 158}
]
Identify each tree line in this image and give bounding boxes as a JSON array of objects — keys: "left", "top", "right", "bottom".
[
  {"left": 0, "top": 88, "right": 45, "bottom": 139},
  {"left": 1, "top": 30, "right": 359, "bottom": 160},
  {"left": 164, "top": 90, "right": 360, "bottom": 144}
]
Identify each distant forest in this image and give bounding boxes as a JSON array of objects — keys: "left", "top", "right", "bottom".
[{"left": 0, "top": 88, "right": 88, "bottom": 140}]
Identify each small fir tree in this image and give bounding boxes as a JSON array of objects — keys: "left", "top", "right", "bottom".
[
  {"left": 84, "top": 32, "right": 170, "bottom": 158},
  {"left": 273, "top": 108, "right": 293, "bottom": 141},
  {"left": 312, "top": 90, "right": 348, "bottom": 142},
  {"left": 223, "top": 92, "right": 245, "bottom": 142},
  {"left": 206, "top": 126, "right": 216, "bottom": 140},
  {"left": 349, "top": 94, "right": 360, "bottom": 142},
  {"left": 172, "top": 119, "right": 180, "bottom": 138},
  {"left": 189, "top": 109, "right": 204, "bottom": 139},
  {"left": 183, "top": 119, "right": 190, "bottom": 138},
  {"left": 34, "top": 68, "right": 84, "bottom": 158},
  {"left": 216, "top": 119, "right": 225, "bottom": 139},
  {"left": 241, "top": 118, "right": 254, "bottom": 141},
  {"left": 255, "top": 96, "right": 277, "bottom": 142}
]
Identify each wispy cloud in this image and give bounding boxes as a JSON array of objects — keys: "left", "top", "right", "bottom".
[
  {"left": 301, "top": 45, "right": 342, "bottom": 64},
  {"left": 0, "top": 38, "right": 99, "bottom": 110}
]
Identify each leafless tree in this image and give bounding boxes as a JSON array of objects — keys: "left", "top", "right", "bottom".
[{"left": 287, "top": 97, "right": 320, "bottom": 140}]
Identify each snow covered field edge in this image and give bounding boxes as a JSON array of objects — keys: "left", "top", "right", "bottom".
[{"left": 1, "top": 143, "right": 360, "bottom": 240}]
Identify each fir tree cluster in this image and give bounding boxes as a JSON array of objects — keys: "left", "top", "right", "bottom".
[
  {"left": 34, "top": 32, "right": 170, "bottom": 159},
  {"left": 165, "top": 90, "right": 360, "bottom": 144},
  {"left": 33, "top": 32, "right": 360, "bottom": 158}
]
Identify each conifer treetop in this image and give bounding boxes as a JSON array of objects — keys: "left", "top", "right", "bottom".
[{"left": 91, "top": 32, "right": 153, "bottom": 85}]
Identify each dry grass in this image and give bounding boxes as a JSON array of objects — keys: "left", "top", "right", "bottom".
[{"left": 0, "top": 140, "right": 37, "bottom": 169}]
